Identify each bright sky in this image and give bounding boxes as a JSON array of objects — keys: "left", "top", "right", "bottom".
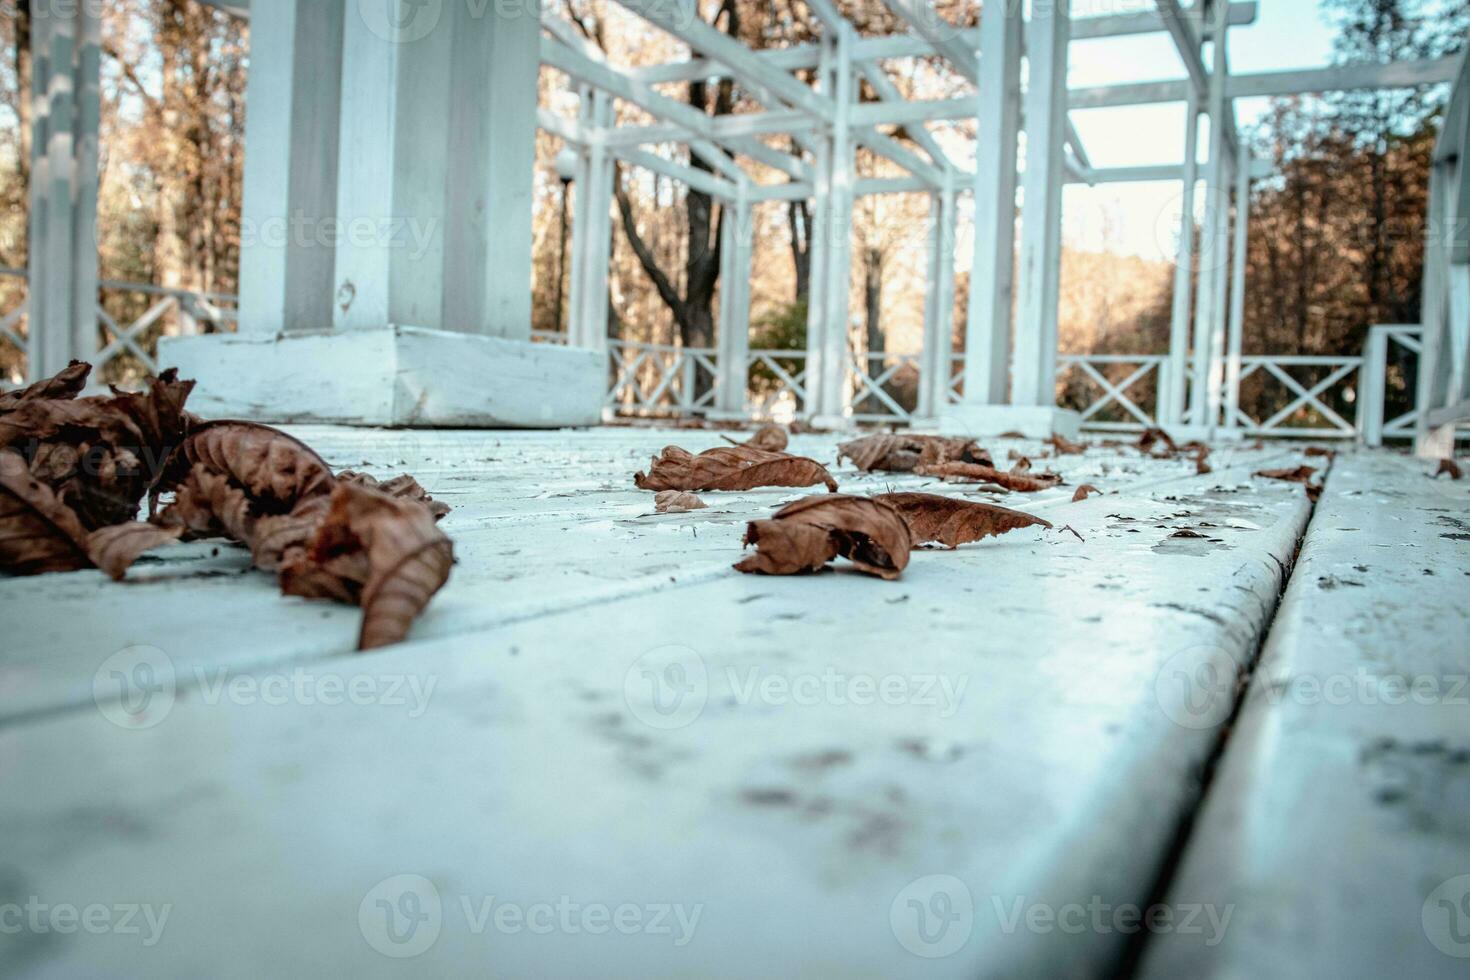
[{"left": 1062, "top": 0, "right": 1340, "bottom": 261}]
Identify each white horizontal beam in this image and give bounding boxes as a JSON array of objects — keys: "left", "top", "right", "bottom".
[
  {"left": 612, "top": 0, "right": 832, "bottom": 120},
  {"left": 879, "top": 0, "right": 978, "bottom": 83},
  {"left": 633, "top": 3, "right": 1259, "bottom": 84},
  {"left": 1154, "top": 0, "right": 1209, "bottom": 98},
  {"left": 615, "top": 147, "right": 738, "bottom": 200},
  {"left": 1225, "top": 57, "right": 1462, "bottom": 99},
  {"left": 541, "top": 36, "right": 714, "bottom": 140}
]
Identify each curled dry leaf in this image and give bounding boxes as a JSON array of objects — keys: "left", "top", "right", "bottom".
[
  {"left": 1193, "top": 447, "right": 1213, "bottom": 475},
  {"left": 1304, "top": 446, "right": 1336, "bottom": 458},
  {"left": 722, "top": 424, "right": 788, "bottom": 453},
  {"left": 0, "top": 451, "right": 92, "bottom": 574},
  {"left": 635, "top": 445, "right": 838, "bottom": 493},
  {"left": 162, "top": 420, "right": 334, "bottom": 510},
  {"left": 837, "top": 434, "right": 991, "bottom": 473},
  {"left": 153, "top": 419, "right": 454, "bottom": 650},
  {"left": 281, "top": 482, "right": 455, "bottom": 650},
  {"left": 1047, "top": 433, "right": 1088, "bottom": 455},
  {"left": 654, "top": 490, "right": 707, "bottom": 513},
  {"left": 84, "top": 522, "right": 184, "bottom": 581},
  {"left": 736, "top": 494, "right": 911, "bottom": 580},
  {"left": 1073, "top": 484, "right": 1101, "bottom": 502},
  {"left": 0, "top": 360, "right": 91, "bottom": 410},
  {"left": 915, "top": 461, "right": 1063, "bottom": 493},
  {"left": 1138, "top": 427, "right": 1179, "bottom": 456},
  {"left": 1436, "top": 458, "right": 1462, "bottom": 480},
  {"left": 1254, "top": 465, "right": 1318, "bottom": 485},
  {"left": 874, "top": 492, "right": 1051, "bottom": 549}
]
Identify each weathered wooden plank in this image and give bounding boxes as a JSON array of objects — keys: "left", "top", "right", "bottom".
[
  {"left": 0, "top": 429, "right": 1287, "bottom": 725},
  {"left": 1138, "top": 451, "right": 1470, "bottom": 978},
  {"left": 0, "top": 438, "right": 1313, "bottom": 978}
]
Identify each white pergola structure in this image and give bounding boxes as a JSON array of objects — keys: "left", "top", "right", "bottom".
[
  {"left": 535, "top": 0, "right": 1466, "bottom": 438},
  {"left": 11, "top": 0, "right": 1469, "bottom": 444}
]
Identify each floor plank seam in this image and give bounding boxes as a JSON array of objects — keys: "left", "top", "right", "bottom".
[{"left": 1110, "top": 452, "right": 1334, "bottom": 980}]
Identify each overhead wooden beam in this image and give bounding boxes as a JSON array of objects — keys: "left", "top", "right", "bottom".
[
  {"left": 1225, "top": 57, "right": 1463, "bottom": 99},
  {"left": 857, "top": 61, "right": 954, "bottom": 172},
  {"left": 611, "top": 0, "right": 832, "bottom": 120},
  {"left": 1153, "top": 0, "right": 1209, "bottom": 98},
  {"left": 632, "top": 3, "right": 1260, "bottom": 84}
]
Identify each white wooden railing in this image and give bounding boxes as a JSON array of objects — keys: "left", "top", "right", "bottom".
[
  {"left": 0, "top": 266, "right": 238, "bottom": 384},
  {"left": 1057, "top": 354, "right": 1170, "bottom": 430}
]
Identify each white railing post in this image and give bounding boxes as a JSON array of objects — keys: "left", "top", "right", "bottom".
[
  {"left": 569, "top": 89, "right": 614, "bottom": 353},
  {"left": 1165, "top": 91, "right": 1201, "bottom": 427},
  {"left": 919, "top": 171, "right": 957, "bottom": 420},
  {"left": 1190, "top": 0, "right": 1232, "bottom": 430},
  {"left": 1224, "top": 144, "right": 1252, "bottom": 433},
  {"left": 1012, "top": 0, "right": 1070, "bottom": 408},
  {"left": 808, "top": 23, "right": 855, "bottom": 426},
  {"left": 716, "top": 187, "right": 752, "bottom": 416},
  {"left": 1361, "top": 326, "right": 1389, "bottom": 447},
  {"left": 958, "top": 0, "right": 1023, "bottom": 408}
]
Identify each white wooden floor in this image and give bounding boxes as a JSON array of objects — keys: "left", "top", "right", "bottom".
[{"left": 0, "top": 427, "right": 1465, "bottom": 978}]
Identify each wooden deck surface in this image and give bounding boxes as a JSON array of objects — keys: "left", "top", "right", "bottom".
[{"left": 0, "top": 427, "right": 1465, "bottom": 978}]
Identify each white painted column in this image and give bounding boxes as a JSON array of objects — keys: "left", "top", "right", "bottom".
[
  {"left": 164, "top": 0, "right": 602, "bottom": 427},
  {"left": 1189, "top": 1, "right": 1232, "bottom": 428},
  {"left": 716, "top": 189, "right": 753, "bottom": 416},
  {"left": 1012, "top": 0, "right": 1070, "bottom": 408},
  {"left": 961, "top": 0, "right": 1023, "bottom": 406},
  {"left": 236, "top": 0, "right": 344, "bottom": 336},
  {"left": 919, "top": 174, "right": 958, "bottom": 420},
  {"left": 568, "top": 91, "right": 614, "bottom": 352},
  {"left": 1224, "top": 147, "right": 1252, "bottom": 432},
  {"left": 808, "top": 24, "right": 856, "bottom": 426},
  {"left": 27, "top": 4, "right": 100, "bottom": 380},
  {"left": 333, "top": 0, "right": 536, "bottom": 340},
  {"left": 1164, "top": 92, "right": 1201, "bottom": 427}
]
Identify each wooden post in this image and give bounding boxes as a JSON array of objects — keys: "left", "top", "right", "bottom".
[
  {"left": 962, "top": 0, "right": 1023, "bottom": 407},
  {"left": 808, "top": 24, "right": 856, "bottom": 426},
  {"left": 569, "top": 91, "right": 614, "bottom": 352},
  {"left": 26, "top": 2, "right": 100, "bottom": 381},
  {"left": 1189, "top": 0, "right": 1232, "bottom": 428},
  {"left": 919, "top": 174, "right": 958, "bottom": 419},
  {"left": 716, "top": 188, "right": 753, "bottom": 416},
  {"left": 333, "top": 0, "right": 537, "bottom": 340},
  {"left": 1165, "top": 92, "right": 1201, "bottom": 426},
  {"left": 1012, "top": 0, "right": 1070, "bottom": 408},
  {"left": 236, "top": 0, "right": 344, "bottom": 337},
  {"left": 1224, "top": 145, "right": 1252, "bottom": 432}
]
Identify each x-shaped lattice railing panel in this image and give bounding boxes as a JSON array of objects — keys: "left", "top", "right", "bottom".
[
  {"left": 748, "top": 351, "right": 809, "bottom": 407},
  {"left": 95, "top": 296, "right": 175, "bottom": 375},
  {"left": 605, "top": 343, "right": 719, "bottom": 412},
  {"left": 850, "top": 353, "right": 919, "bottom": 419},
  {"left": 1057, "top": 356, "right": 1164, "bottom": 427},
  {"left": 1232, "top": 358, "right": 1360, "bottom": 434},
  {"left": 0, "top": 297, "right": 26, "bottom": 356}
]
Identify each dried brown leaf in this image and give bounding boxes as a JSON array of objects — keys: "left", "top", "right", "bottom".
[
  {"left": 635, "top": 445, "right": 838, "bottom": 493},
  {"left": 0, "top": 450, "right": 91, "bottom": 574},
  {"left": 1047, "top": 433, "right": 1088, "bottom": 455},
  {"left": 84, "top": 522, "right": 183, "bottom": 580},
  {"left": 0, "top": 360, "right": 91, "bottom": 409},
  {"left": 654, "top": 490, "right": 707, "bottom": 513},
  {"left": 1073, "top": 484, "right": 1101, "bottom": 502},
  {"left": 282, "top": 482, "right": 455, "bottom": 650},
  {"left": 736, "top": 494, "right": 911, "bottom": 580},
  {"left": 837, "top": 434, "right": 990, "bottom": 473},
  {"left": 338, "top": 471, "right": 451, "bottom": 520},
  {"left": 1138, "top": 427, "right": 1179, "bottom": 456},
  {"left": 1436, "top": 458, "right": 1462, "bottom": 480},
  {"left": 915, "top": 461, "right": 1063, "bottom": 492},
  {"left": 1253, "top": 465, "right": 1318, "bottom": 485},
  {"left": 722, "top": 424, "right": 788, "bottom": 453},
  {"left": 874, "top": 492, "right": 1052, "bottom": 549},
  {"left": 166, "top": 420, "right": 334, "bottom": 510}
]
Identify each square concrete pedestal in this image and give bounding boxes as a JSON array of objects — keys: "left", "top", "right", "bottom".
[{"left": 160, "top": 326, "right": 604, "bottom": 428}]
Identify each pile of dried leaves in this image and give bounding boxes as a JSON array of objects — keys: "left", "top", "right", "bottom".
[
  {"left": 1, "top": 363, "right": 453, "bottom": 650},
  {"left": 735, "top": 492, "right": 1052, "bottom": 580}
]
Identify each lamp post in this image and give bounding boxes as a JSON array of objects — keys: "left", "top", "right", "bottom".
[{"left": 554, "top": 147, "right": 579, "bottom": 335}]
